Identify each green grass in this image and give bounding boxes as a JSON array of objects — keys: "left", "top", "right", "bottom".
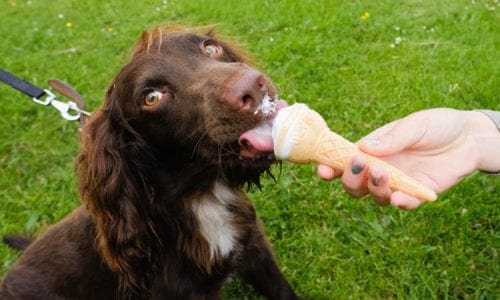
[{"left": 1, "top": 0, "right": 499, "bottom": 299}]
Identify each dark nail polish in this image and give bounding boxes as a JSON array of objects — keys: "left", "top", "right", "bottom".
[
  {"left": 372, "top": 176, "right": 381, "bottom": 187},
  {"left": 351, "top": 164, "right": 364, "bottom": 175}
]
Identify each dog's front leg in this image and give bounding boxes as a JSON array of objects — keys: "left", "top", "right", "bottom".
[{"left": 237, "top": 222, "right": 299, "bottom": 300}]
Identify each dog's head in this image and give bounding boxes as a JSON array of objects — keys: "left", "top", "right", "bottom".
[{"left": 103, "top": 27, "right": 285, "bottom": 179}]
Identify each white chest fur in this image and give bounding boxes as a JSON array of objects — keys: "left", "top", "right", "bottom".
[{"left": 192, "top": 181, "right": 238, "bottom": 261}]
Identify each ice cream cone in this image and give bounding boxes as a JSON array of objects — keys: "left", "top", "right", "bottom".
[{"left": 272, "top": 103, "right": 437, "bottom": 202}]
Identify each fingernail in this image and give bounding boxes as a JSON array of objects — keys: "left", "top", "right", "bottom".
[
  {"left": 371, "top": 176, "right": 381, "bottom": 187},
  {"left": 364, "top": 138, "right": 380, "bottom": 146},
  {"left": 351, "top": 164, "right": 364, "bottom": 175}
]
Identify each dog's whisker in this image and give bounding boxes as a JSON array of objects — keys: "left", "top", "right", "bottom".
[
  {"left": 192, "top": 131, "right": 209, "bottom": 159},
  {"left": 222, "top": 144, "right": 239, "bottom": 156},
  {"left": 217, "top": 143, "right": 225, "bottom": 177}
]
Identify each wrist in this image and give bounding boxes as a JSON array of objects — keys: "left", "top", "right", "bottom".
[{"left": 467, "top": 111, "right": 500, "bottom": 173}]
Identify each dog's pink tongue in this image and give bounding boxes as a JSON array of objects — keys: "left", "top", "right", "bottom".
[
  {"left": 238, "top": 100, "right": 287, "bottom": 159},
  {"left": 239, "top": 122, "right": 274, "bottom": 158}
]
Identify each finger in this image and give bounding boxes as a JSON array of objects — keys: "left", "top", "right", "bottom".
[
  {"left": 390, "top": 191, "right": 425, "bottom": 210},
  {"left": 342, "top": 155, "right": 369, "bottom": 198},
  {"left": 358, "top": 114, "right": 427, "bottom": 157},
  {"left": 317, "top": 164, "right": 341, "bottom": 180},
  {"left": 355, "top": 120, "right": 399, "bottom": 154},
  {"left": 359, "top": 119, "right": 399, "bottom": 142},
  {"left": 366, "top": 164, "right": 392, "bottom": 206}
]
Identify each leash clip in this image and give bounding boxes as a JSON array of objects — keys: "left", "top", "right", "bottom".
[
  {"left": 32, "top": 89, "right": 90, "bottom": 121},
  {"left": 32, "top": 89, "right": 56, "bottom": 106}
]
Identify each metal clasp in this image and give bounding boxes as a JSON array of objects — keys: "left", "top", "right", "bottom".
[
  {"left": 32, "top": 89, "right": 56, "bottom": 106},
  {"left": 32, "top": 89, "right": 91, "bottom": 121}
]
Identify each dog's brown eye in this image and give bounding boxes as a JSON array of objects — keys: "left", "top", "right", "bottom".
[
  {"left": 143, "top": 90, "right": 162, "bottom": 106},
  {"left": 203, "top": 43, "right": 223, "bottom": 57}
]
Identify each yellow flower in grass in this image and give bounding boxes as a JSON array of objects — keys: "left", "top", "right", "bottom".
[
  {"left": 65, "top": 21, "right": 73, "bottom": 28},
  {"left": 361, "top": 11, "right": 370, "bottom": 20}
]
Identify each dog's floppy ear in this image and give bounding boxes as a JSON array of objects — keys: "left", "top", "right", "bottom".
[{"left": 76, "top": 81, "right": 159, "bottom": 298}]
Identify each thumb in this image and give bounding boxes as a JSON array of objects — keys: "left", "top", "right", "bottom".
[{"left": 358, "top": 117, "right": 425, "bottom": 157}]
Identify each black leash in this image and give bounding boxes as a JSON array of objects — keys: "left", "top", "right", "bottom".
[
  {"left": 0, "top": 68, "right": 45, "bottom": 99},
  {"left": 0, "top": 67, "right": 91, "bottom": 125}
]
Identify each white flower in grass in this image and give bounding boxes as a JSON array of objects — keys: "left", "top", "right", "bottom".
[
  {"left": 390, "top": 36, "right": 403, "bottom": 48},
  {"left": 424, "top": 25, "right": 436, "bottom": 33}
]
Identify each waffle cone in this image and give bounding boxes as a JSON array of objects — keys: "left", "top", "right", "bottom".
[{"left": 273, "top": 103, "right": 437, "bottom": 202}]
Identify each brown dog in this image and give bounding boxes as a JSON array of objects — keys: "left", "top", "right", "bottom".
[{"left": 0, "top": 27, "right": 297, "bottom": 300}]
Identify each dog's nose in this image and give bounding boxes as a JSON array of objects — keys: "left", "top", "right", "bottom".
[{"left": 220, "top": 69, "right": 268, "bottom": 112}]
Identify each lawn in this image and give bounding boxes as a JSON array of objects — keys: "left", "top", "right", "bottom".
[{"left": 0, "top": 0, "right": 498, "bottom": 299}]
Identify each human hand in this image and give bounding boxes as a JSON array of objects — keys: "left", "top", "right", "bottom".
[{"left": 318, "top": 108, "right": 500, "bottom": 209}]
